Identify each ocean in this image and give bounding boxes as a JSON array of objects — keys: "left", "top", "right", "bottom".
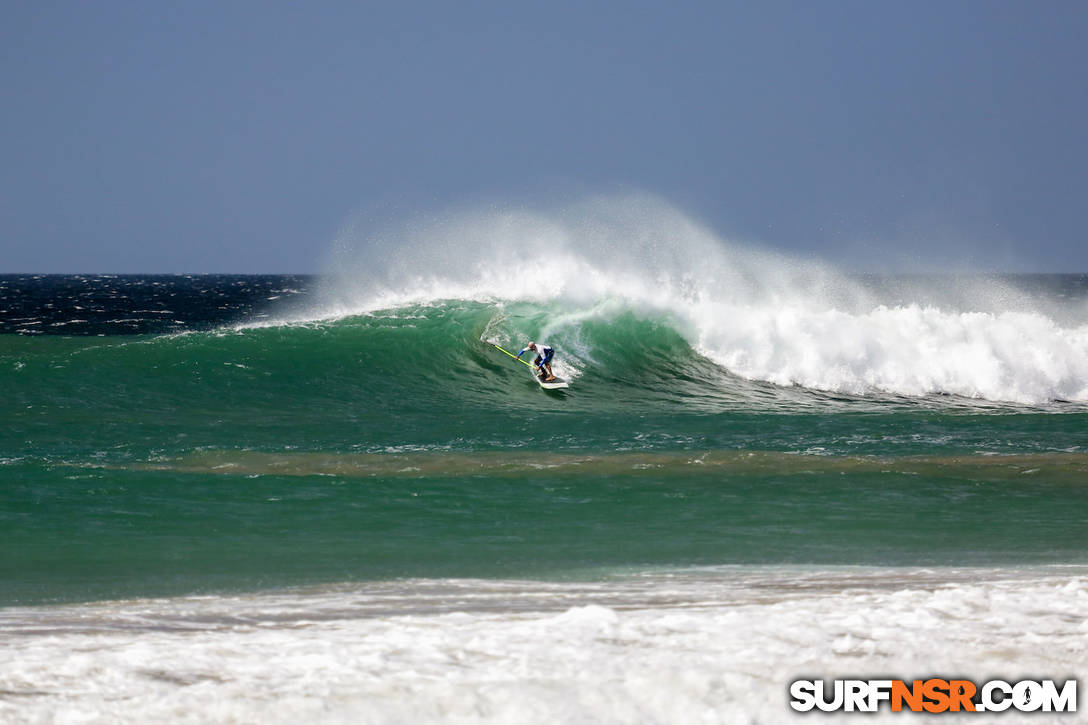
[{"left": 3, "top": 210, "right": 1088, "bottom": 722}]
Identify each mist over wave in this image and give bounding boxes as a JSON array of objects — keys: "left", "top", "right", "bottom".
[{"left": 314, "top": 195, "right": 1088, "bottom": 404}]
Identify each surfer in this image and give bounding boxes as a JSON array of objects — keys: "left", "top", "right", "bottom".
[{"left": 516, "top": 341, "right": 555, "bottom": 382}]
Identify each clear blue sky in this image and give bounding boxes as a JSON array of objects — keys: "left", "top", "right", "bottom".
[{"left": 3, "top": 0, "right": 1086, "bottom": 273}]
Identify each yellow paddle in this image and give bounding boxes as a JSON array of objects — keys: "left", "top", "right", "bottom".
[{"left": 491, "top": 343, "right": 534, "bottom": 368}]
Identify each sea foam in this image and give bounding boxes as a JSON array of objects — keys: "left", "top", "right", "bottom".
[{"left": 1, "top": 567, "right": 1084, "bottom": 724}]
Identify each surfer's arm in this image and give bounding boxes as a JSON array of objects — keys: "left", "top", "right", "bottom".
[{"left": 516, "top": 348, "right": 528, "bottom": 358}]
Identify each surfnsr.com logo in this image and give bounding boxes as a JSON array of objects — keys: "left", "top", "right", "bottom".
[{"left": 789, "top": 678, "right": 1077, "bottom": 714}]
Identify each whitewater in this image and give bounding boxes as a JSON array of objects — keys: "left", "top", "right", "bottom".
[{"left": 3, "top": 567, "right": 1086, "bottom": 724}]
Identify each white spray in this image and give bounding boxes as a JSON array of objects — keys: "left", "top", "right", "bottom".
[{"left": 316, "top": 194, "right": 1088, "bottom": 404}]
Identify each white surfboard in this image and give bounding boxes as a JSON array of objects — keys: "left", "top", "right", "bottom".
[{"left": 532, "top": 369, "right": 570, "bottom": 389}]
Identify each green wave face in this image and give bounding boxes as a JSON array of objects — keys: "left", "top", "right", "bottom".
[{"left": 2, "top": 300, "right": 701, "bottom": 434}]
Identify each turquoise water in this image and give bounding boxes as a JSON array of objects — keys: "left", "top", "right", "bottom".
[{"left": 4, "top": 289, "right": 1088, "bottom": 606}]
